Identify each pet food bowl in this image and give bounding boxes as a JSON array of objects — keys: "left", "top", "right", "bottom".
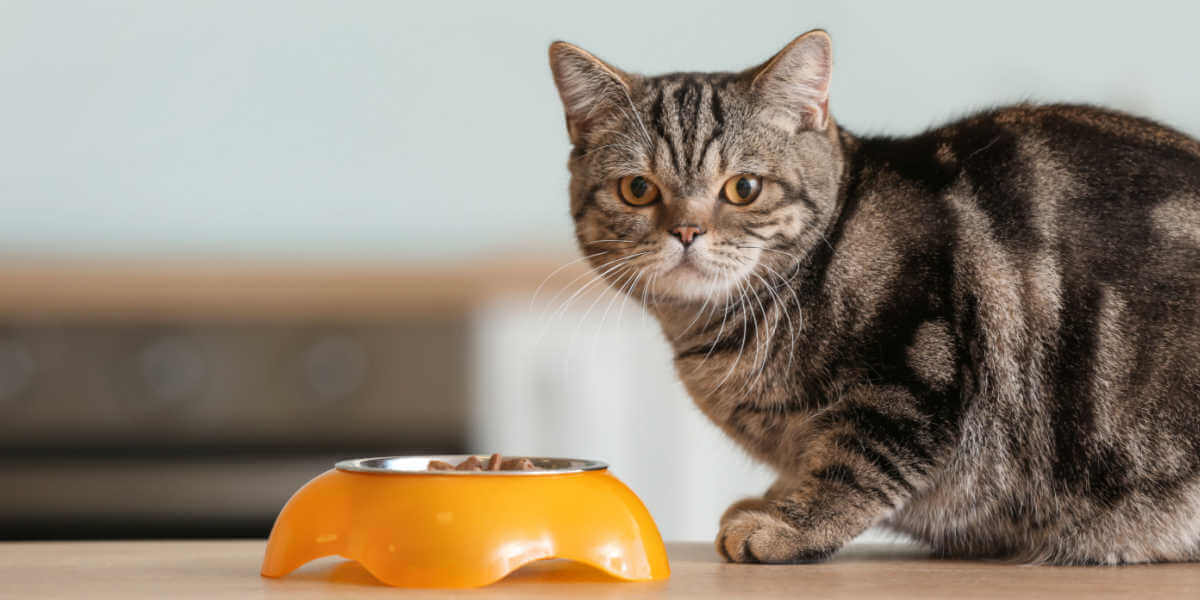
[{"left": 260, "top": 455, "right": 670, "bottom": 588}]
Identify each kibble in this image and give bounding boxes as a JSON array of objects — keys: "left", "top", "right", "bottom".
[{"left": 427, "top": 453, "right": 540, "bottom": 472}]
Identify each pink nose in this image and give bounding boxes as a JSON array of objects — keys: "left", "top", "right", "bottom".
[{"left": 670, "top": 224, "right": 706, "bottom": 247}]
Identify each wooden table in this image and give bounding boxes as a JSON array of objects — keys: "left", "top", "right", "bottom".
[{"left": 2, "top": 540, "right": 1198, "bottom": 599}]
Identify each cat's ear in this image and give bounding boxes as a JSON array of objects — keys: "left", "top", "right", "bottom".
[
  {"left": 750, "top": 30, "right": 833, "bottom": 130},
  {"left": 549, "top": 41, "right": 634, "bottom": 145}
]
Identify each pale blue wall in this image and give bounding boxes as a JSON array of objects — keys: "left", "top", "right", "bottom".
[{"left": 2, "top": 1, "right": 1197, "bottom": 260}]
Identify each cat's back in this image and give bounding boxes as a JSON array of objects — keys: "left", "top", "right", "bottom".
[
  {"left": 871, "top": 103, "right": 1200, "bottom": 283},
  {"left": 956, "top": 105, "right": 1200, "bottom": 288},
  {"left": 851, "top": 102, "right": 1200, "bottom": 301},
  {"left": 936, "top": 103, "right": 1200, "bottom": 221},
  {"left": 912, "top": 103, "right": 1200, "bottom": 358}
]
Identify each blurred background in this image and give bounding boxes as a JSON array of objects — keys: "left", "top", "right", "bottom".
[{"left": 2, "top": 0, "right": 1197, "bottom": 542}]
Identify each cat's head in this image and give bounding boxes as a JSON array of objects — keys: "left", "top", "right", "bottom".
[{"left": 549, "top": 30, "right": 845, "bottom": 307}]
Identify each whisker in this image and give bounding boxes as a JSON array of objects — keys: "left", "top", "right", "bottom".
[
  {"left": 539, "top": 252, "right": 642, "bottom": 319},
  {"left": 815, "top": 229, "right": 836, "bottom": 252},
  {"left": 725, "top": 257, "right": 765, "bottom": 399},
  {"left": 638, "top": 268, "right": 655, "bottom": 321},
  {"left": 568, "top": 264, "right": 635, "bottom": 377},
  {"left": 690, "top": 265, "right": 733, "bottom": 376},
  {"left": 737, "top": 270, "right": 785, "bottom": 403},
  {"left": 736, "top": 272, "right": 768, "bottom": 398},
  {"left": 713, "top": 275, "right": 750, "bottom": 392},
  {"left": 530, "top": 251, "right": 607, "bottom": 311},
  {"left": 757, "top": 261, "right": 803, "bottom": 374},
  {"left": 536, "top": 252, "right": 649, "bottom": 348},
  {"left": 748, "top": 274, "right": 769, "bottom": 372},
  {"left": 554, "top": 252, "right": 650, "bottom": 319},
  {"left": 615, "top": 82, "right": 653, "bottom": 147},
  {"left": 755, "top": 264, "right": 800, "bottom": 376},
  {"left": 738, "top": 245, "right": 803, "bottom": 263},
  {"left": 616, "top": 268, "right": 644, "bottom": 327},
  {"left": 673, "top": 268, "right": 718, "bottom": 341},
  {"left": 591, "top": 265, "right": 641, "bottom": 360}
]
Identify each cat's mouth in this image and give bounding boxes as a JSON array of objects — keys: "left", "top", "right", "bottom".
[
  {"left": 670, "top": 252, "right": 705, "bottom": 271},
  {"left": 660, "top": 247, "right": 714, "bottom": 278},
  {"left": 648, "top": 249, "right": 749, "bottom": 303}
]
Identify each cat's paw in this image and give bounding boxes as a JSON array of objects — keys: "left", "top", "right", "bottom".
[{"left": 715, "top": 505, "right": 837, "bottom": 564}]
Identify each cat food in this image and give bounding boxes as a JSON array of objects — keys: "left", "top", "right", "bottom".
[{"left": 427, "top": 453, "right": 538, "bottom": 472}]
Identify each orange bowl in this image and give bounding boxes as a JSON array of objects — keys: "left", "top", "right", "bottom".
[{"left": 260, "top": 455, "right": 670, "bottom": 588}]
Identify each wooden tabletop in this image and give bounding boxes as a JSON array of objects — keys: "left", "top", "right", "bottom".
[{"left": 2, "top": 540, "right": 1199, "bottom": 599}]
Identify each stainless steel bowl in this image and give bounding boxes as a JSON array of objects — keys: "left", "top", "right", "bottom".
[{"left": 334, "top": 455, "right": 608, "bottom": 476}]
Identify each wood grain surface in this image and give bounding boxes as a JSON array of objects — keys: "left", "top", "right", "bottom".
[{"left": 2, "top": 540, "right": 1198, "bottom": 599}]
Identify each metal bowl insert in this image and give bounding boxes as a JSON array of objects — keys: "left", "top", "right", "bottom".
[{"left": 335, "top": 455, "right": 608, "bottom": 476}]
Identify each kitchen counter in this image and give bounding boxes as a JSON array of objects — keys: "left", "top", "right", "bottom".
[{"left": 3, "top": 540, "right": 1198, "bottom": 599}]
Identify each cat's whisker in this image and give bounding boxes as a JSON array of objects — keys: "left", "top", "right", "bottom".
[
  {"left": 530, "top": 251, "right": 608, "bottom": 312},
  {"left": 729, "top": 255, "right": 768, "bottom": 366},
  {"left": 607, "top": 79, "right": 654, "bottom": 147},
  {"left": 739, "top": 270, "right": 793, "bottom": 403},
  {"left": 638, "top": 268, "right": 656, "bottom": 319},
  {"left": 738, "top": 244, "right": 809, "bottom": 370},
  {"left": 756, "top": 262, "right": 802, "bottom": 375},
  {"left": 542, "top": 251, "right": 648, "bottom": 316},
  {"left": 531, "top": 255, "right": 631, "bottom": 351},
  {"left": 742, "top": 271, "right": 768, "bottom": 380},
  {"left": 584, "top": 239, "right": 636, "bottom": 245},
  {"left": 749, "top": 270, "right": 787, "bottom": 358},
  {"left": 590, "top": 95, "right": 652, "bottom": 149},
  {"left": 697, "top": 272, "right": 726, "bottom": 331},
  {"left": 814, "top": 229, "right": 837, "bottom": 253},
  {"left": 615, "top": 268, "right": 644, "bottom": 327},
  {"left": 589, "top": 265, "right": 640, "bottom": 363},
  {"left": 713, "top": 275, "right": 751, "bottom": 393},
  {"left": 738, "top": 245, "right": 803, "bottom": 264},
  {"left": 737, "top": 271, "right": 774, "bottom": 402},
  {"left": 673, "top": 268, "right": 719, "bottom": 341},
  {"left": 538, "top": 252, "right": 650, "bottom": 348},
  {"left": 539, "top": 252, "right": 635, "bottom": 319},
  {"left": 689, "top": 265, "right": 733, "bottom": 377},
  {"left": 569, "top": 264, "right": 635, "bottom": 376}
]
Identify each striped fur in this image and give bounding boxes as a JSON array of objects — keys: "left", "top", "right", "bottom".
[{"left": 549, "top": 32, "right": 1200, "bottom": 565}]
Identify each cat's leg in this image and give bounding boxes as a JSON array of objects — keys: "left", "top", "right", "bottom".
[{"left": 716, "top": 387, "right": 946, "bottom": 563}]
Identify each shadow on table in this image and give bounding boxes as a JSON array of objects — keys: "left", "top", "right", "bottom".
[
  {"left": 667, "top": 541, "right": 933, "bottom": 564},
  {"left": 283, "top": 555, "right": 635, "bottom": 588}
]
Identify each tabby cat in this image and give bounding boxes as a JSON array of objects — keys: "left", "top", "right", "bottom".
[{"left": 547, "top": 30, "right": 1200, "bottom": 565}]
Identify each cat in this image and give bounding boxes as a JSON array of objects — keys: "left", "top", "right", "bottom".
[{"left": 547, "top": 30, "right": 1200, "bottom": 565}]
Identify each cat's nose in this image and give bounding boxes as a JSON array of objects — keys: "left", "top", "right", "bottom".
[{"left": 670, "top": 224, "right": 706, "bottom": 247}]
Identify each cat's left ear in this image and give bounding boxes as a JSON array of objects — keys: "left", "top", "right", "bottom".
[
  {"left": 750, "top": 30, "right": 833, "bottom": 130},
  {"left": 548, "top": 41, "right": 634, "bottom": 145}
]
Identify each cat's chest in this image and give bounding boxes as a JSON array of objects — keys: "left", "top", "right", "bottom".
[{"left": 671, "top": 354, "right": 798, "bottom": 461}]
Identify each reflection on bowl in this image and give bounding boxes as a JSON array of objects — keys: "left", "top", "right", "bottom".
[{"left": 335, "top": 455, "right": 609, "bottom": 475}]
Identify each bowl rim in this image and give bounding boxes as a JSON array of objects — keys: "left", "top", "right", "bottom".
[{"left": 334, "top": 455, "right": 609, "bottom": 476}]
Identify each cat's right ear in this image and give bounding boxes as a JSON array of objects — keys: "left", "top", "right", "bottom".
[
  {"left": 548, "top": 42, "right": 633, "bottom": 145},
  {"left": 750, "top": 30, "right": 834, "bottom": 131}
]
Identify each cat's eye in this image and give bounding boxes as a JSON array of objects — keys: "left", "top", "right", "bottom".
[
  {"left": 618, "top": 175, "right": 660, "bottom": 206},
  {"left": 722, "top": 174, "right": 762, "bottom": 205}
]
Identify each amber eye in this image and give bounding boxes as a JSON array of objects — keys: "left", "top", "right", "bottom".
[
  {"left": 722, "top": 174, "right": 762, "bottom": 205},
  {"left": 618, "top": 175, "right": 660, "bottom": 206}
]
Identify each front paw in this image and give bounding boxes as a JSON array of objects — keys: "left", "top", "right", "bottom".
[{"left": 715, "top": 506, "right": 837, "bottom": 564}]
